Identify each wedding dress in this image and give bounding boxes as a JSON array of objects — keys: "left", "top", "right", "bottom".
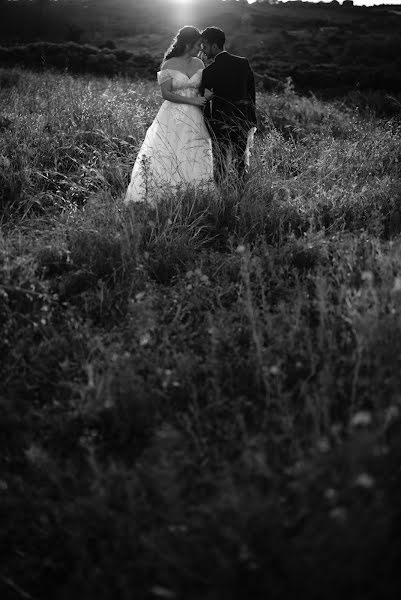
[{"left": 124, "top": 68, "right": 214, "bottom": 205}]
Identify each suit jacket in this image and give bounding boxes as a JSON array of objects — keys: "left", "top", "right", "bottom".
[{"left": 200, "top": 51, "right": 257, "bottom": 135}]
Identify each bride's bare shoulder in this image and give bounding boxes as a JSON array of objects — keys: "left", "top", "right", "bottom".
[
  {"left": 160, "top": 58, "right": 172, "bottom": 71},
  {"left": 161, "top": 58, "right": 178, "bottom": 70}
]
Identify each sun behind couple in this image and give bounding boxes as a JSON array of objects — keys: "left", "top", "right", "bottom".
[{"left": 124, "top": 26, "right": 257, "bottom": 206}]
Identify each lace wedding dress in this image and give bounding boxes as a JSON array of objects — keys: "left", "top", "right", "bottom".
[{"left": 124, "top": 68, "right": 215, "bottom": 205}]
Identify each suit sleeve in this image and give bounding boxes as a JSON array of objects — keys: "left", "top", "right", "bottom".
[
  {"left": 246, "top": 60, "right": 257, "bottom": 126},
  {"left": 200, "top": 68, "right": 212, "bottom": 121}
]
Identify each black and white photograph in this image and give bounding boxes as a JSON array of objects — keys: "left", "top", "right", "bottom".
[{"left": 1, "top": 0, "right": 401, "bottom": 598}]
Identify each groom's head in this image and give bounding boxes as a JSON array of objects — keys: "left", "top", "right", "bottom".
[{"left": 201, "top": 27, "right": 225, "bottom": 60}]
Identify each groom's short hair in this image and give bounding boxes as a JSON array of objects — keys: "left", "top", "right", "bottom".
[{"left": 201, "top": 27, "right": 225, "bottom": 49}]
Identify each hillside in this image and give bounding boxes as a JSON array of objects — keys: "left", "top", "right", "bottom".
[{"left": 1, "top": 0, "right": 401, "bottom": 96}]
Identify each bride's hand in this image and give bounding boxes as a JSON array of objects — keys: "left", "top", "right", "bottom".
[{"left": 192, "top": 96, "right": 208, "bottom": 107}]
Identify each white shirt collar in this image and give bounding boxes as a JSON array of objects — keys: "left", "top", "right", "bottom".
[{"left": 214, "top": 50, "right": 226, "bottom": 61}]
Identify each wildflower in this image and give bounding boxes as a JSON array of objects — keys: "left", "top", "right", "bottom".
[
  {"left": 139, "top": 332, "right": 151, "bottom": 346},
  {"left": 103, "top": 397, "right": 114, "bottom": 410},
  {"left": 361, "top": 270, "right": 373, "bottom": 283},
  {"left": 373, "top": 445, "right": 389, "bottom": 457},
  {"left": 25, "top": 444, "right": 49, "bottom": 466},
  {"left": 59, "top": 358, "right": 69, "bottom": 371},
  {"left": 316, "top": 437, "right": 330, "bottom": 453},
  {"left": 161, "top": 369, "right": 173, "bottom": 390},
  {"left": 324, "top": 488, "right": 337, "bottom": 502},
  {"left": 354, "top": 472, "right": 375, "bottom": 489},
  {"left": 236, "top": 244, "right": 246, "bottom": 254},
  {"left": 168, "top": 524, "right": 188, "bottom": 534},
  {"left": 350, "top": 410, "right": 372, "bottom": 428},
  {"left": 150, "top": 586, "right": 176, "bottom": 599},
  {"left": 384, "top": 405, "right": 399, "bottom": 424},
  {"left": 269, "top": 365, "right": 280, "bottom": 375},
  {"left": 330, "top": 507, "right": 347, "bottom": 523}
]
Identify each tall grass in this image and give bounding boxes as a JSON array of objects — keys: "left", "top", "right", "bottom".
[{"left": 1, "top": 67, "right": 401, "bottom": 599}]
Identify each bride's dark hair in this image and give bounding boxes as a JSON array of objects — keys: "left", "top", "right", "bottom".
[{"left": 162, "top": 26, "right": 201, "bottom": 63}]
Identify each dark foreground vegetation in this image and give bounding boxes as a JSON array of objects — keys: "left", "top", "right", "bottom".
[{"left": 1, "top": 66, "right": 401, "bottom": 598}]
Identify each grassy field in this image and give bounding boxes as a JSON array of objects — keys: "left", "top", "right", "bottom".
[{"left": 1, "top": 67, "right": 401, "bottom": 598}]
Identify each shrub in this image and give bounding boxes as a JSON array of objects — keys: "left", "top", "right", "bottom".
[{"left": 0, "top": 42, "right": 159, "bottom": 79}]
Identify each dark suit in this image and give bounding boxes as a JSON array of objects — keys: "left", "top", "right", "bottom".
[{"left": 200, "top": 51, "right": 257, "bottom": 183}]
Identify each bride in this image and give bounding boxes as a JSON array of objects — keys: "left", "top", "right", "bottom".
[{"left": 124, "top": 26, "right": 214, "bottom": 206}]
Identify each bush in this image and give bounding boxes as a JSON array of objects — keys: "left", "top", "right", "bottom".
[{"left": 0, "top": 41, "right": 159, "bottom": 79}]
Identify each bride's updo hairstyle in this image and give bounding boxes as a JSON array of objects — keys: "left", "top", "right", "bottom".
[{"left": 162, "top": 26, "right": 201, "bottom": 63}]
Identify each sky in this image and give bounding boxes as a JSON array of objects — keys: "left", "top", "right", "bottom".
[
  {"left": 245, "top": 0, "right": 401, "bottom": 5},
  {"left": 174, "top": 0, "right": 401, "bottom": 9}
]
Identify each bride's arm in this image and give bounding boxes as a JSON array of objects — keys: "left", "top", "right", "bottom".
[{"left": 160, "top": 79, "right": 207, "bottom": 108}]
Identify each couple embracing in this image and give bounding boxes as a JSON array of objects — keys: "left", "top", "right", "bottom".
[{"left": 125, "top": 26, "right": 257, "bottom": 206}]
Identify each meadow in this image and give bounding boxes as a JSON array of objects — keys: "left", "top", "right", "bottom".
[{"left": 1, "top": 66, "right": 401, "bottom": 598}]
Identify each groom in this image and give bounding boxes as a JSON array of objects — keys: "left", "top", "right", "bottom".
[{"left": 200, "top": 26, "right": 257, "bottom": 184}]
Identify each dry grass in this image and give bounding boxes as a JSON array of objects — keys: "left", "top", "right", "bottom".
[{"left": 1, "top": 67, "right": 401, "bottom": 599}]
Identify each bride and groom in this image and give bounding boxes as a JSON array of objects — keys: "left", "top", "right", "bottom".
[{"left": 124, "top": 26, "right": 257, "bottom": 206}]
